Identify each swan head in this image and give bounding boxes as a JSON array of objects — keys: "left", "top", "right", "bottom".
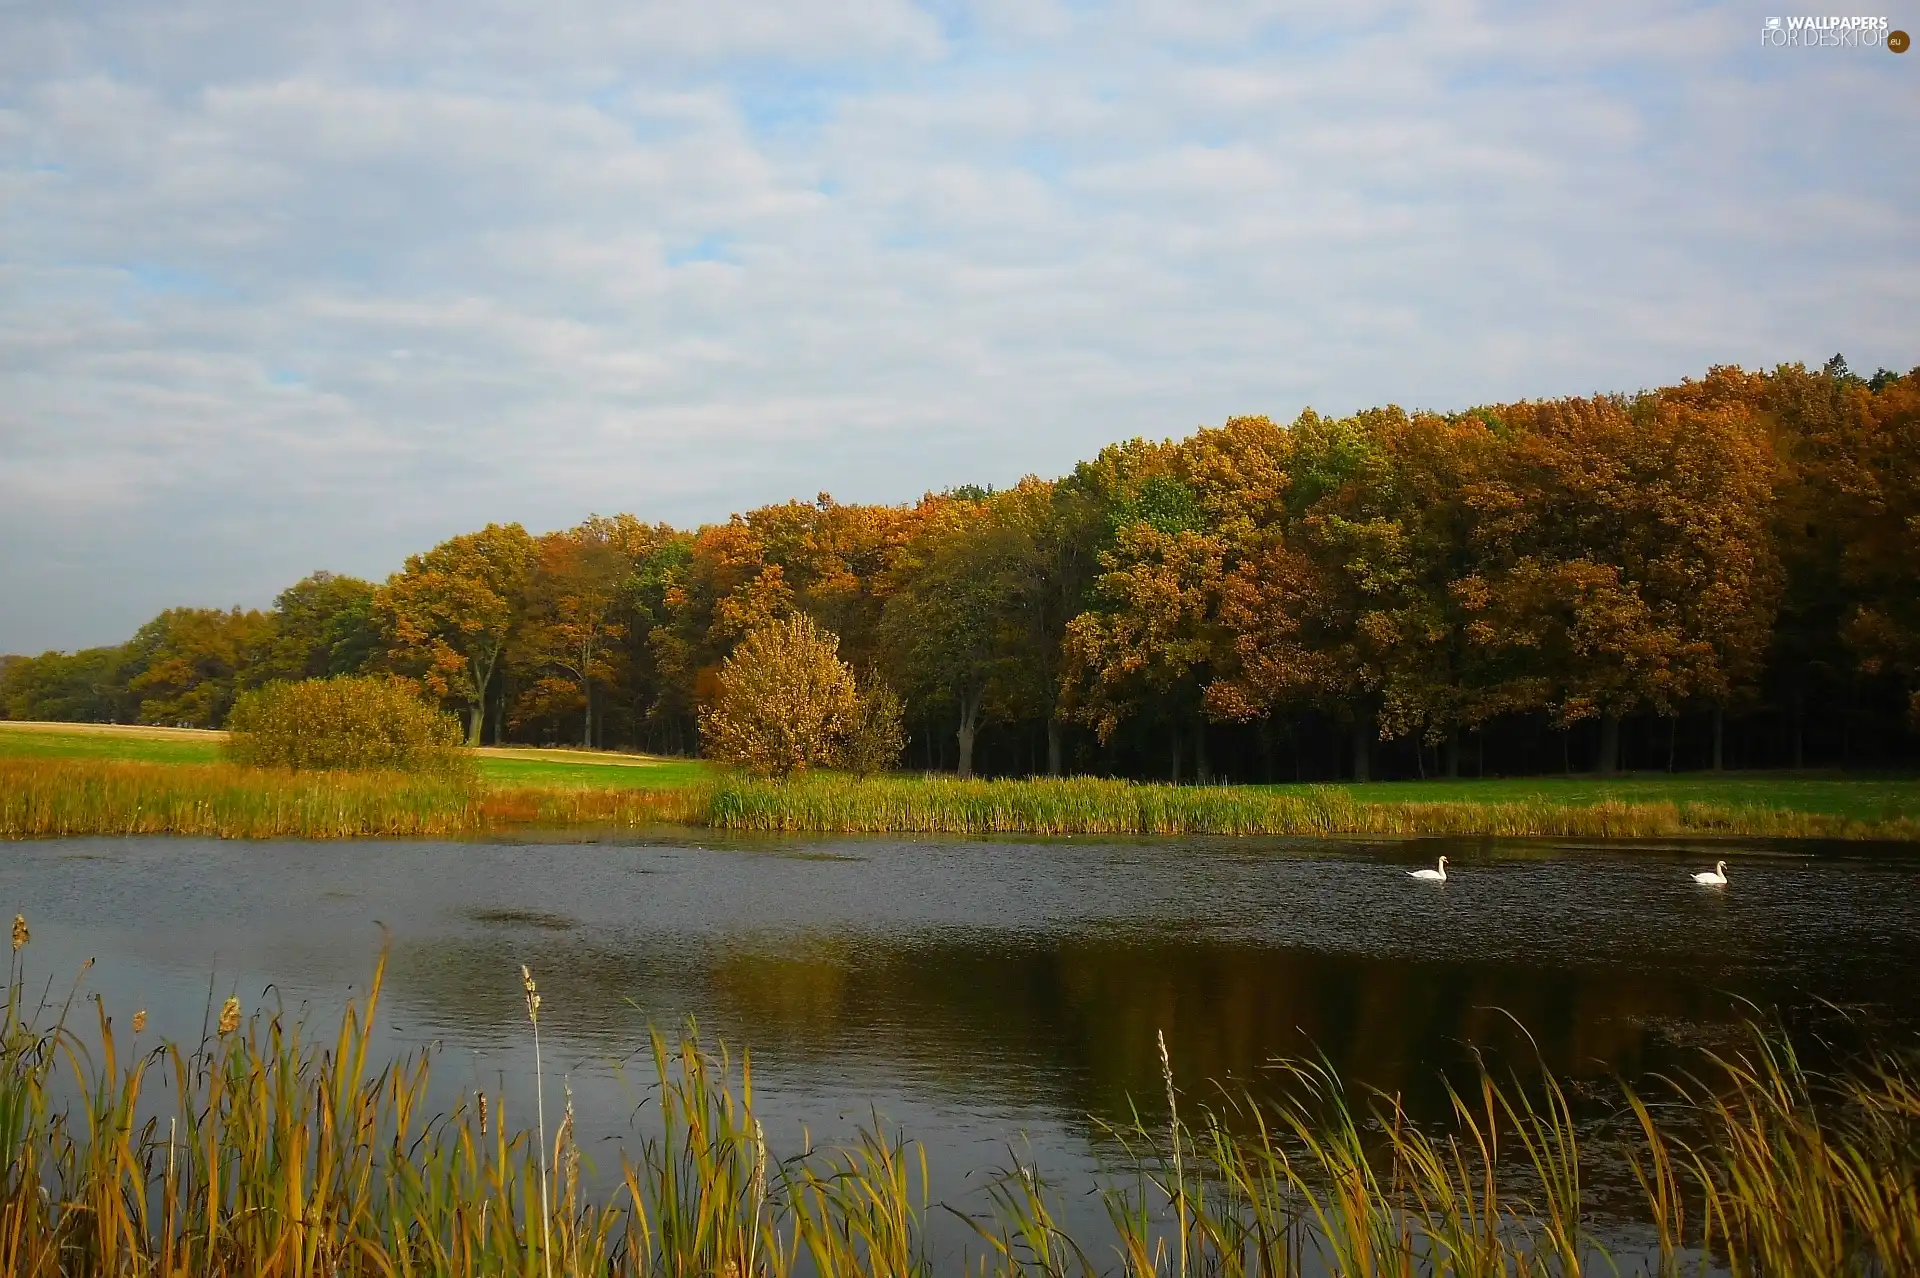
[
  {"left": 1437, "top": 856, "right": 1448, "bottom": 868},
  {"left": 1716, "top": 860, "right": 1727, "bottom": 873}
]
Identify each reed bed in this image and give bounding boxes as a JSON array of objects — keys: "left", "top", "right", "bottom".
[
  {"left": 3, "top": 925, "right": 1917, "bottom": 1277},
  {"left": 704, "top": 774, "right": 1920, "bottom": 842},
  {"left": 8, "top": 758, "right": 1920, "bottom": 841},
  {"left": 0, "top": 759, "right": 695, "bottom": 839}
]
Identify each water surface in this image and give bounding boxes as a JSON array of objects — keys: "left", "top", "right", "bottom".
[{"left": 8, "top": 832, "right": 1919, "bottom": 1255}]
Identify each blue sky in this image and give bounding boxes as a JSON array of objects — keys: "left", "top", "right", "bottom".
[{"left": 2, "top": 0, "right": 1916, "bottom": 651}]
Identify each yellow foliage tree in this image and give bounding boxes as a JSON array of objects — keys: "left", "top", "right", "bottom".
[{"left": 699, "top": 614, "right": 860, "bottom": 777}]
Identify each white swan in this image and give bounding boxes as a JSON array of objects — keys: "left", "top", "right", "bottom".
[
  {"left": 1409, "top": 856, "right": 1448, "bottom": 882},
  {"left": 1692, "top": 860, "right": 1729, "bottom": 886}
]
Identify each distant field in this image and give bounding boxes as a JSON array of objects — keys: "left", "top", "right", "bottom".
[
  {"left": 0, "top": 722, "right": 710, "bottom": 790},
  {"left": 1268, "top": 775, "right": 1920, "bottom": 823}
]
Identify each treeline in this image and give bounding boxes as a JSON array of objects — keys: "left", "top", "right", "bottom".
[{"left": 5, "top": 357, "right": 1917, "bottom": 782}]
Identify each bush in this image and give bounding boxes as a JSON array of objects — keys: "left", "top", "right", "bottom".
[
  {"left": 225, "top": 676, "right": 474, "bottom": 781},
  {"left": 841, "top": 675, "right": 906, "bottom": 777},
  {"left": 700, "top": 615, "right": 860, "bottom": 778}
]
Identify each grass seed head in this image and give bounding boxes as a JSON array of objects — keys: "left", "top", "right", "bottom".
[
  {"left": 521, "top": 964, "right": 541, "bottom": 1024},
  {"left": 132, "top": 1009, "right": 147, "bottom": 1034},
  {"left": 218, "top": 996, "right": 241, "bottom": 1035},
  {"left": 11, "top": 914, "right": 26, "bottom": 952}
]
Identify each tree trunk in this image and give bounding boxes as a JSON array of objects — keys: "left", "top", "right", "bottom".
[
  {"left": 1192, "top": 712, "right": 1210, "bottom": 784},
  {"left": 1350, "top": 717, "right": 1370, "bottom": 783},
  {"left": 1046, "top": 717, "right": 1063, "bottom": 777},
  {"left": 956, "top": 692, "right": 981, "bottom": 779},
  {"left": 1598, "top": 712, "right": 1621, "bottom": 774},
  {"left": 582, "top": 681, "right": 593, "bottom": 749},
  {"left": 467, "top": 705, "right": 484, "bottom": 747},
  {"left": 1444, "top": 733, "right": 1460, "bottom": 778},
  {"left": 1711, "top": 706, "right": 1725, "bottom": 772}
]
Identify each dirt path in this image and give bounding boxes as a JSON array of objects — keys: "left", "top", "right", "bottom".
[{"left": 0, "top": 721, "right": 226, "bottom": 741}]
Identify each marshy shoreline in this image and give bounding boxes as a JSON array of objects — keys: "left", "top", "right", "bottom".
[
  {"left": 4, "top": 935, "right": 1918, "bottom": 1276},
  {"left": 5, "top": 757, "right": 1920, "bottom": 842}
]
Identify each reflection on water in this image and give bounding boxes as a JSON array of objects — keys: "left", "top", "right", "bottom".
[{"left": 5, "top": 831, "right": 1919, "bottom": 1242}]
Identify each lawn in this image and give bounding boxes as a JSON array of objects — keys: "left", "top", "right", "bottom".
[
  {"left": 1275, "top": 774, "right": 1920, "bottom": 823},
  {"left": 0, "top": 722, "right": 710, "bottom": 789}
]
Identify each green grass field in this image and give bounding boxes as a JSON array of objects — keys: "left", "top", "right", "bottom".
[
  {"left": 1272, "top": 774, "right": 1920, "bottom": 822},
  {"left": 0, "top": 722, "right": 710, "bottom": 790}
]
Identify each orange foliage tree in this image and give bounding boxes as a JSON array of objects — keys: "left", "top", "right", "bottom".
[{"left": 378, "top": 523, "right": 534, "bottom": 745}]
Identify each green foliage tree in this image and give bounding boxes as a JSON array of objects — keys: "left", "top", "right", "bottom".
[
  {"left": 248, "top": 572, "right": 379, "bottom": 687},
  {"left": 841, "top": 674, "right": 907, "bottom": 777},
  {"left": 0, "top": 646, "right": 134, "bottom": 722},
  {"left": 881, "top": 496, "right": 1022, "bottom": 778},
  {"left": 699, "top": 614, "right": 860, "bottom": 778}
]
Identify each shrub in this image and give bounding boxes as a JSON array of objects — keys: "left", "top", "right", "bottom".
[
  {"left": 700, "top": 615, "right": 860, "bottom": 778},
  {"left": 841, "top": 675, "right": 906, "bottom": 777},
  {"left": 225, "top": 676, "right": 474, "bottom": 781}
]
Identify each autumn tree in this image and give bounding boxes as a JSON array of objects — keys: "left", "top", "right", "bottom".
[
  {"left": 1461, "top": 393, "right": 1781, "bottom": 772},
  {"left": 378, "top": 523, "right": 533, "bottom": 745},
  {"left": 122, "top": 606, "right": 274, "bottom": 727},
  {"left": 622, "top": 531, "right": 697, "bottom": 751},
  {"left": 700, "top": 614, "right": 860, "bottom": 777},
  {"left": 1821, "top": 369, "right": 1920, "bottom": 725},
  {"left": 513, "top": 516, "right": 657, "bottom": 746},
  {"left": 650, "top": 495, "right": 926, "bottom": 755}
]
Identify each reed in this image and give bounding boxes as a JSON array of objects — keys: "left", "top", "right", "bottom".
[
  {"left": 8, "top": 757, "right": 1920, "bottom": 841},
  {"left": 3, "top": 925, "right": 1917, "bottom": 1276},
  {"left": 0, "top": 759, "right": 699, "bottom": 839},
  {"left": 702, "top": 773, "right": 1920, "bottom": 841}
]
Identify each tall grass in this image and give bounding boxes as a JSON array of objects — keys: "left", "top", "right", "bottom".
[
  {"left": 4, "top": 926, "right": 1917, "bottom": 1276},
  {"left": 9, "top": 758, "right": 1920, "bottom": 841},
  {"left": 704, "top": 773, "right": 1920, "bottom": 842},
  {"left": 0, "top": 759, "right": 698, "bottom": 839}
]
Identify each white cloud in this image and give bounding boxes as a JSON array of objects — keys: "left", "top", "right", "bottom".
[{"left": 1, "top": 0, "right": 1916, "bottom": 650}]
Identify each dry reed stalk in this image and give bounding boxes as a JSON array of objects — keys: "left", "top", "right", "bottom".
[
  {"left": 2, "top": 933, "right": 1919, "bottom": 1277},
  {"left": 1160, "top": 1029, "right": 1189, "bottom": 1278},
  {"left": 522, "top": 962, "right": 553, "bottom": 1278}
]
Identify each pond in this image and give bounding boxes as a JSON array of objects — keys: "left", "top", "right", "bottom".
[{"left": 7, "top": 831, "right": 1920, "bottom": 1261}]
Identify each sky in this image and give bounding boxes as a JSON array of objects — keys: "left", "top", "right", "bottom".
[{"left": 2, "top": 1, "right": 1916, "bottom": 653}]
